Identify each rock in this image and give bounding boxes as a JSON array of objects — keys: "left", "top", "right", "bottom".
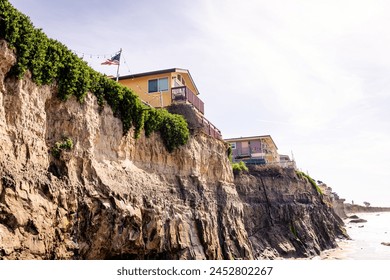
[
  {"left": 235, "top": 165, "right": 347, "bottom": 259},
  {"left": 344, "top": 204, "right": 390, "bottom": 213},
  {"left": 381, "top": 242, "right": 390, "bottom": 247},
  {"left": 349, "top": 219, "right": 367, "bottom": 223},
  {"left": 349, "top": 215, "right": 359, "bottom": 219},
  {"left": 0, "top": 39, "right": 347, "bottom": 260},
  {"left": 0, "top": 39, "right": 247, "bottom": 259},
  {"left": 0, "top": 40, "right": 16, "bottom": 93}
]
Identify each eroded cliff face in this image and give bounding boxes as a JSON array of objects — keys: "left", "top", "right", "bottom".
[
  {"left": 0, "top": 40, "right": 346, "bottom": 260},
  {"left": 0, "top": 40, "right": 251, "bottom": 259},
  {"left": 235, "top": 166, "right": 347, "bottom": 259}
]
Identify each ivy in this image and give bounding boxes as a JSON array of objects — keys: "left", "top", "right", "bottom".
[
  {"left": 0, "top": 0, "right": 189, "bottom": 152},
  {"left": 158, "top": 112, "right": 190, "bottom": 152}
]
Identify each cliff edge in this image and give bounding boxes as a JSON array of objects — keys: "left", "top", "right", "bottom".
[
  {"left": 0, "top": 39, "right": 252, "bottom": 259},
  {"left": 235, "top": 166, "right": 346, "bottom": 258},
  {"left": 0, "top": 37, "right": 347, "bottom": 259}
]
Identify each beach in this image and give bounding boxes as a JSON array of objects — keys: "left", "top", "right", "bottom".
[{"left": 321, "top": 212, "right": 390, "bottom": 260}]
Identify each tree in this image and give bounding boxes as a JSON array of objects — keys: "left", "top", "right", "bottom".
[{"left": 363, "top": 201, "right": 371, "bottom": 207}]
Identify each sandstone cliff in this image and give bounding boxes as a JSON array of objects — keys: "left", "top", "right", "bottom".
[
  {"left": 0, "top": 39, "right": 251, "bottom": 259},
  {"left": 0, "top": 39, "right": 346, "bottom": 260}
]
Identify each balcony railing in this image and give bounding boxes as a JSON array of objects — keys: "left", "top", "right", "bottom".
[
  {"left": 172, "top": 86, "right": 205, "bottom": 115},
  {"left": 199, "top": 116, "right": 222, "bottom": 140}
]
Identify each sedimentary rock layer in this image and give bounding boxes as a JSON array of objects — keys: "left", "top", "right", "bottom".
[{"left": 0, "top": 40, "right": 346, "bottom": 260}]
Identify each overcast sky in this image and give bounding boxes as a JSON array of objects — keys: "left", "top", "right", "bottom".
[{"left": 9, "top": 0, "right": 390, "bottom": 206}]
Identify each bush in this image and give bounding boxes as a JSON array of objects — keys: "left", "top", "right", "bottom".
[
  {"left": 0, "top": 0, "right": 189, "bottom": 152},
  {"left": 51, "top": 137, "right": 73, "bottom": 159},
  {"left": 158, "top": 112, "right": 190, "bottom": 152},
  {"left": 232, "top": 161, "right": 248, "bottom": 173},
  {"left": 296, "top": 170, "right": 323, "bottom": 195}
]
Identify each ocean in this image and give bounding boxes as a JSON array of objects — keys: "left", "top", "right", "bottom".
[{"left": 321, "top": 212, "right": 390, "bottom": 260}]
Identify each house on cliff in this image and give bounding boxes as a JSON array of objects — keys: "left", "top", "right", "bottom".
[
  {"left": 118, "top": 68, "right": 221, "bottom": 139},
  {"left": 225, "top": 135, "right": 281, "bottom": 165},
  {"left": 279, "top": 154, "right": 297, "bottom": 169}
]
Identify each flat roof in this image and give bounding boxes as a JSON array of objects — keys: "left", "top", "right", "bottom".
[
  {"left": 118, "top": 68, "right": 200, "bottom": 95},
  {"left": 224, "top": 135, "right": 278, "bottom": 149}
]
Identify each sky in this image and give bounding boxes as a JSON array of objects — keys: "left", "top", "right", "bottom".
[{"left": 8, "top": 0, "right": 390, "bottom": 206}]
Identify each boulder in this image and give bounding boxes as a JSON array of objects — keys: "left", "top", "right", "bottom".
[
  {"left": 348, "top": 215, "right": 359, "bottom": 219},
  {"left": 349, "top": 219, "right": 367, "bottom": 223}
]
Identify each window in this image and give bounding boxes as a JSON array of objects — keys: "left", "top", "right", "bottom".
[
  {"left": 174, "top": 74, "right": 186, "bottom": 87},
  {"left": 178, "top": 75, "right": 185, "bottom": 85},
  {"left": 148, "top": 78, "right": 168, "bottom": 93},
  {"left": 230, "top": 142, "right": 236, "bottom": 149}
]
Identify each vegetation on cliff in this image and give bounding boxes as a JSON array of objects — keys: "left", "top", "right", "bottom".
[
  {"left": 232, "top": 161, "right": 249, "bottom": 174},
  {"left": 0, "top": 0, "right": 189, "bottom": 152},
  {"left": 296, "top": 170, "right": 323, "bottom": 195},
  {"left": 51, "top": 137, "right": 73, "bottom": 159},
  {"left": 0, "top": 1, "right": 348, "bottom": 261}
]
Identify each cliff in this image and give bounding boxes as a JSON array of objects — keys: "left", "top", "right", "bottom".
[
  {"left": 0, "top": 37, "right": 347, "bottom": 259},
  {"left": 0, "top": 39, "right": 251, "bottom": 259},
  {"left": 235, "top": 166, "right": 346, "bottom": 258},
  {"left": 344, "top": 204, "right": 390, "bottom": 214}
]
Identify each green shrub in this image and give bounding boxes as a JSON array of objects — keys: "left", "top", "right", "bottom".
[
  {"left": 232, "top": 161, "right": 248, "bottom": 173},
  {"left": 144, "top": 108, "right": 166, "bottom": 137},
  {"left": 296, "top": 170, "right": 323, "bottom": 195},
  {"left": 0, "top": 0, "right": 189, "bottom": 151},
  {"left": 51, "top": 137, "right": 73, "bottom": 159},
  {"left": 159, "top": 112, "right": 190, "bottom": 152}
]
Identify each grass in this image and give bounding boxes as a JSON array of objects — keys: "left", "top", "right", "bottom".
[{"left": 296, "top": 170, "right": 323, "bottom": 196}]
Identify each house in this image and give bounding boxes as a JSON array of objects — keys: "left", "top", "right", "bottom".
[
  {"left": 279, "top": 154, "right": 297, "bottom": 169},
  {"left": 118, "top": 68, "right": 204, "bottom": 114},
  {"left": 224, "top": 135, "right": 280, "bottom": 165},
  {"left": 118, "top": 68, "right": 221, "bottom": 139}
]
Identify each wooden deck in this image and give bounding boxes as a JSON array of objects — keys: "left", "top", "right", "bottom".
[{"left": 171, "top": 86, "right": 205, "bottom": 115}]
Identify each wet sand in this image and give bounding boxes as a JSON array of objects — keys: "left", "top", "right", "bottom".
[{"left": 320, "top": 212, "right": 390, "bottom": 260}]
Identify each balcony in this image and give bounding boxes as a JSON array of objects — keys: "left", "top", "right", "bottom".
[
  {"left": 234, "top": 148, "right": 266, "bottom": 160},
  {"left": 199, "top": 116, "right": 222, "bottom": 140},
  {"left": 172, "top": 86, "right": 205, "bottom": 115}
]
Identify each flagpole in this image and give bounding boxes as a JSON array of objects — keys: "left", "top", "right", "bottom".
[{"left": 116, "top": 48, "right": 122, "bottom": 82}]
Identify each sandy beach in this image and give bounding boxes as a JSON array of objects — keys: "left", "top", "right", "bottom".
[{"left": 320, "top": 212, "right": 390, "bottom": 260}]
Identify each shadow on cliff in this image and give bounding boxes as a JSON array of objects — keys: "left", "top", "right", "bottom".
[{"left": 234, "top": 165, "right": 348, "bottom": 259}]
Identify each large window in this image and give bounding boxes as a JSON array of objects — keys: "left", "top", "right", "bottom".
[
  {"left": 148, "top": 78, "right": 168, "bottom": 93},
  {"left": 230, "top": 142, "right": 236, "bottom": 149}
]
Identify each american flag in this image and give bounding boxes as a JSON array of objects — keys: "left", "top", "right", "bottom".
[{"left": 101, "top": 52, "right": 121, "bottom": 65}]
